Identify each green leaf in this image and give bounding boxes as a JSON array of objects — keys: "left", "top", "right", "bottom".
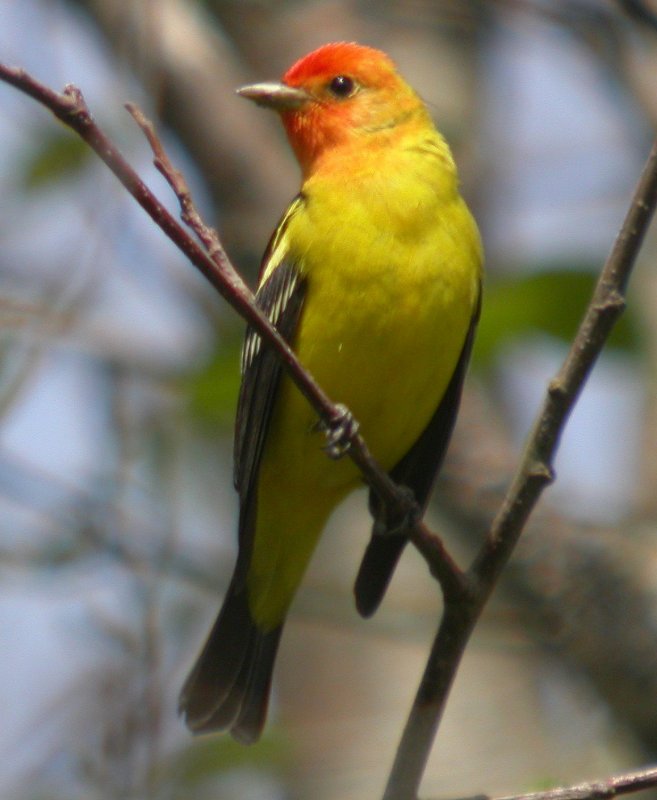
[{"left": 473, "top": 267, "right": 640, "bottom": 367}]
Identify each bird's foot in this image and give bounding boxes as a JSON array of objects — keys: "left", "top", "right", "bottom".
[
  {"left": 372, "top": 485, "right": 421, "bottom": 537},
  {"left": 322, "top": 404, "right": 359, "bottom": 459}
]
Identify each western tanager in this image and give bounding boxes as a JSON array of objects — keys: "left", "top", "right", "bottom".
[{"left": 179, "top": 41, "right": 482, "bottom": 743}]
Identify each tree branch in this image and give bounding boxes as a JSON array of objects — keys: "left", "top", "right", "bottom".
[
  {"left": 430, "top": 765, "right": 657, "bottom": 800},
  {"left": 383, "top": 136, "right": 657, "bottom": 799},
  {"left": 616, "top": 0, "right": 657, "bottom": 33},
  {"left": 489, "top": 763, "right": 657, "bottom": 800}
]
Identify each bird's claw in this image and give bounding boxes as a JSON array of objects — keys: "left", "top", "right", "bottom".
[
  {"left": 372, "top": 485, "right": 421, "bottom": 537},
  {"left": 322, "top": 404, "right": 359, "bottom": 459}
]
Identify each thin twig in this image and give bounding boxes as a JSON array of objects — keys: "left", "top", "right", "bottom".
[
  {"left": 383, "top": 137, "right": 657, "bottom": 799},
  {"left": 491, "top": 763, "right": 657, "bottom": 800},
  {"left": 436, "top": 766, "right": 657, "bottom": 800},
  {"left": 125, "top": 102, "right": 225, "bottom": 259}
]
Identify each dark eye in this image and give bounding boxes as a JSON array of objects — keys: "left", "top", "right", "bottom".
[{"left": 328, "top": 75, "right": 356, "bottom": 98}]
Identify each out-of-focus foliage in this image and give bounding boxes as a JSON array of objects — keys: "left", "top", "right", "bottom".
[
  {"left": 19, "top": 129, "right": 91, "bottom": 189},
  {"left": 185, "top": 331, "right": 242, "bottom": 429},
  {"left": 166, "top": 732, "right": 291, "bottom": 797},
  {"left": 474, "top": 266, "right": 643, "bottom": 368}
]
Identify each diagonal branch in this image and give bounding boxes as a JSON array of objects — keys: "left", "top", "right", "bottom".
[
  {"left": 0, "top": 63, "right": 462, "bottom": 595},
  {"left": 489, "top": 763, "right": 657, "bottom": 800},
  {"left": 383, "top": 136, "right": 657, "bottom": 799},
  {"left": 616, "top": 0, "right": 657, "bottom": 33},
  {"left": 474, "top": 133, "right": 657, "bottom": 591},
  {"left": 429, "top": 764, "right": 657, "bottom": 800}
]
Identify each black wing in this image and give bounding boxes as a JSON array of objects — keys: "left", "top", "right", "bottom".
[
  {"left": 354, "top": 286, "right": 482, "bottom": 617},
  {"left": 232, "top": 197, "right": 306, "bottom": 585}
]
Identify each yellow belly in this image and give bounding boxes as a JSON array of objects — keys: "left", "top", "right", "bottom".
[
  {"left": 269, "top": 187, "right": 479, "bottom": 482},
  {"left": 248, "top": 165, "right": 481, "bottom": 628}
]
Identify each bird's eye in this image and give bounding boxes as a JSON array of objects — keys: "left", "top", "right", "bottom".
[{"left": 328, "top": 75, "right": 356, "bottom": 98}]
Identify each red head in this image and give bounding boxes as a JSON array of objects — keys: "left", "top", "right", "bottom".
[{"left": 238, "top": 42, "right": 429, "bottom": 177}]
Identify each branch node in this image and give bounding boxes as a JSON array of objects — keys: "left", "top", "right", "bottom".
[
  {"left": 528, "top": 460, "right": 555, "bottom": 485},
  {"left": 599, "top": 288, "right": 626, "bottom": 313},
  {"left": 547, "top": 377, "right": 567, "bottom": 401},
  {"left": 409, "top": 521, "right": 468, "bottom": 601},
  {"left": 61, "top": 83, "right": 87, "bottom": 115}
]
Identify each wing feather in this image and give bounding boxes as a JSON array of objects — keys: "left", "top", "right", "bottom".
[{"left": 233, "top": 197, "right": 307, "bottom": 584}]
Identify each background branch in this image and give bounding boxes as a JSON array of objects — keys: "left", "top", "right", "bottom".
[
  {"left": 491, "top": 763, "right": 657, "bottom": 800},
  {"left": 439, "top": 380, "right": 657, "bottom": 755},
  {"left": 384, "top": 137, "right": 657, "bottom": 799}
]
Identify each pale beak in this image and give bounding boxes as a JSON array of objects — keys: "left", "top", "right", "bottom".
[{"left": 236, "top": 81, "right": 310, "bottom": 111}]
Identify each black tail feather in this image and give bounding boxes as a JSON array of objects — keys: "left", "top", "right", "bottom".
[
  {"left": 354, "top": 533, "right": 408, "bottom": 618},
  {"left": 179, "top": 579, "right": 282, "bottom": 742}
]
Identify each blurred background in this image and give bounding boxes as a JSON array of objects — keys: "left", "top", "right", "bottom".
[{"left": 1, "top": 1, "right": 657, "bottom": 798}]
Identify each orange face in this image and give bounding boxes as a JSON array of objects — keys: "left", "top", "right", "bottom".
[{"left": 278, "top": 42, "right": 422, "bottom": 174}]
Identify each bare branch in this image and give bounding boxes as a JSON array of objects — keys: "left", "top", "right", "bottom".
[
  {"left": 383, "top": 136, "right": 657, "bottom": 799},
  {"left": 491, "top": 763, "right": 657, "bottom": 800},
  {"left": 475, "top": 135, "right": 657, "bottom": 590},
  {"left": 427, "top": 765, "right": 657, "bottom": 800},
  {"left": 124, "top": 101, "right": 224, "bottom": 259},
  {"left": 616, "top": 0, "right": 657, "bottom": 33}
]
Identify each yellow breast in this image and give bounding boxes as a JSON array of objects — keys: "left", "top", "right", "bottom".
[{"left": 263, "top": 141, "right": 482, "bottom": 489}]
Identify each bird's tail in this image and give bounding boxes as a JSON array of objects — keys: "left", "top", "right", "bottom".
[
  {"left": 353, "top": 532, "right": 408, "bottom": 618},
  {"left": 178, "top": 577, "right": 282, "bottom": 743}
]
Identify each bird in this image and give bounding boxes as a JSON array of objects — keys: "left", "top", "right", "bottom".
[{"left": 179, "top": 41, "right": 482, "bottom": 743}]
